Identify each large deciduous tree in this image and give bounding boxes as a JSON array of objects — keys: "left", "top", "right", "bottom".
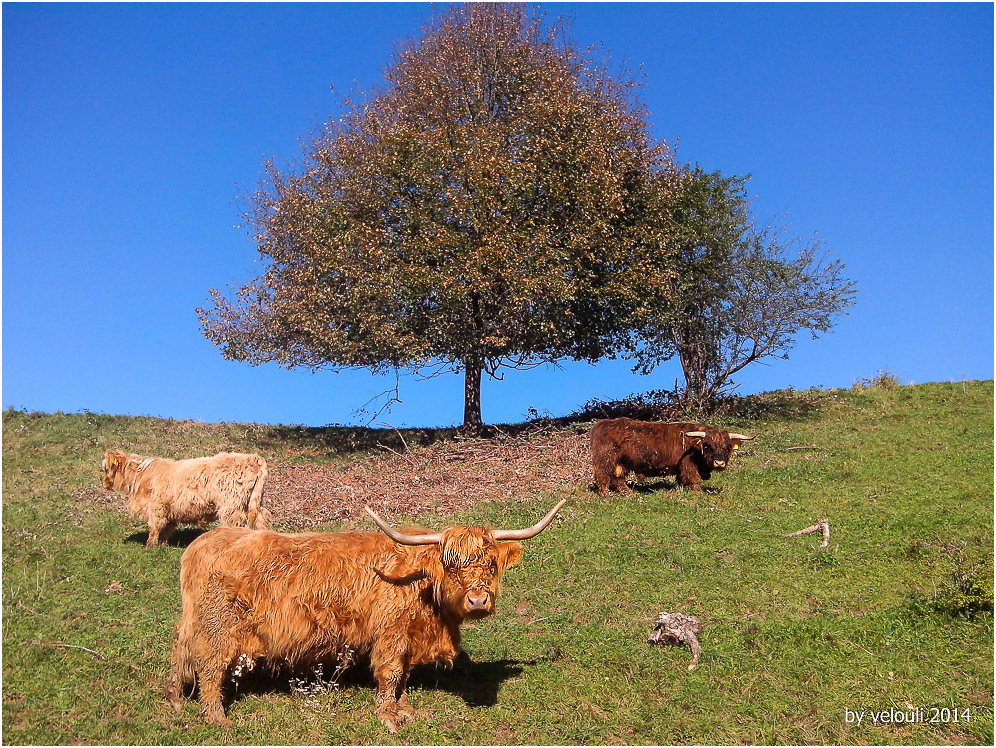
[
  {"left": 631, "top": 167, "right": 857, "bottom": 410},
  {"left": 198, "top": 3, "right": 676, "bottom": 430}
]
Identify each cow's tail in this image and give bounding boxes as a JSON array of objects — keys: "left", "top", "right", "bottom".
[
  {"left": 166, "top": 619, "right": 196, "bottom": 708},
  {"left": 167, "top": 560, "right": 198, "bottom": 707},
  {"left": 246, "top": 457, "right": 271, "bottom": 530}
]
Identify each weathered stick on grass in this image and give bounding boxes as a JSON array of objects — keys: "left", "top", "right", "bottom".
[
  {"left": 35, "top": 641, "right": 104, "bottom": 659},
  {"left": 783, "top": 517, "right": 831, "bottom": 548}
]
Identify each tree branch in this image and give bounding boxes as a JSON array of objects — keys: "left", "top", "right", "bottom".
[{"left": 782, "top": 518, "right": 831, "bottom": 548}]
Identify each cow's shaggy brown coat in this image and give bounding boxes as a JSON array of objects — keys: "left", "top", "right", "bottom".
[
  {"left": 165, "top": 504, "right": 564, "bottom": 732},
  {"left": 101, "top": 451, "right": 270, "bottom": 546},
  {"left": 590, "top": 418, "right": 751, "bottom": 494}
]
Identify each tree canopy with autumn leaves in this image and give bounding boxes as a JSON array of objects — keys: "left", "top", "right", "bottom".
[{"left": 198, "top": 3, "right": 677, "bottom": 430}]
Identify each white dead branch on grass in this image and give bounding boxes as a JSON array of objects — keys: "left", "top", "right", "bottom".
[{"left": 783, "top": 517, "right": 831, "bottom": 548}]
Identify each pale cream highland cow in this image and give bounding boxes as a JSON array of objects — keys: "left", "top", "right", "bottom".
[{"left": 101, "top": 450, "right": 271, "bottom": 547}]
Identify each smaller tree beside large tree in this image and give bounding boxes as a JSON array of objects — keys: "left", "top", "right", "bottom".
[{"left": 631, "top": 167, "right": 857, "bottom": 410}]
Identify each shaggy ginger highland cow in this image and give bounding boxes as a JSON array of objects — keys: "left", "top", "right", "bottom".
[
  {"left": 166, "top": 499, "right": 567, "bottom": 732},
  {"left": 101, "top": 450, "right": 270, "bottom": 546}
]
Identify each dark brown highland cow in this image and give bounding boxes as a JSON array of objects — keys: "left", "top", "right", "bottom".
[
  {"left": 591, "top": 418, "right": 752, "bottom": 494},
  {"left": 166, "top": 499, "right": 567, "bottom": 732}
]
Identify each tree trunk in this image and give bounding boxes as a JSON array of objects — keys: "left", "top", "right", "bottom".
[{"left": 462, "top": 358, "right": 484, "bottom": 433}]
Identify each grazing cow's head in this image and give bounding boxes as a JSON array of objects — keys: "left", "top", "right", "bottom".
[
  {"left": 681, "top": 429, "right": 752, "bottom": 472},
  {"left": 101, "top": 451, "right": 127, "bottom": 490},
  {"left": 367, "top": 499, "right": 567, "bottom": 619},
  {"left": 101, "top": 451, "right": 153, "bottom": 491}
]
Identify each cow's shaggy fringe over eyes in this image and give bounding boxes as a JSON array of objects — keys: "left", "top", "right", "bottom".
[{"left": 440, "top": 526, "right": 495, "bottom": 567}]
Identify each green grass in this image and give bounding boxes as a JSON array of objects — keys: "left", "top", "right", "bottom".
[{"left": 3, "top": 381, "right": 993, "bottom": 745}]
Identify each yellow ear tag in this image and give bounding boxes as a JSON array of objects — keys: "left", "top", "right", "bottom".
[{"left": 733, "top": 444, "right": 739, "bottom": 450}]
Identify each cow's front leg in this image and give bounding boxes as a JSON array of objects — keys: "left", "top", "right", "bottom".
[
  {"left": 395, "top": 670, "right": 414, "bottom": 719},
  {"left": 676, "top": 459, "right": 704, "bottom": 492},
  {"left": 372, "top": 652, "right": 412, "bottom": 733}
]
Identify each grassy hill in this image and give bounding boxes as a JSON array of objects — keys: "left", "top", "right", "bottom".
[{"left": 2, "top": 380, "right": 993, "bottom": 745}]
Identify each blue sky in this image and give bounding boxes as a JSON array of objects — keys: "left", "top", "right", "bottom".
[{"left": 3, "top": 2, "right": 993, "bottom": 428}]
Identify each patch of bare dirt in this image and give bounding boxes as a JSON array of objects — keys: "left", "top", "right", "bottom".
[
  {"left": 77, "top": 485, "right": 124, "bottom": 513},
  {"left": 268, "top": 425, "right": 591, "bottom": 530}
]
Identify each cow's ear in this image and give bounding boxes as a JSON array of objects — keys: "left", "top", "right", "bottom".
[
  {"left": 378, "top": 545, "right": 444, "bottom": 585},
  {"left": 496, "top": 541, "right": 524, "bottom": 573}
]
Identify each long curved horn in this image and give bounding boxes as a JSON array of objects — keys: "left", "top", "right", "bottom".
[
  {"left": 492, "top": 498, "right": 568, "bottom": 541},
  {"left": 728, "top": 433, "right": 753, "bottom": 441},
  {"left": 681, "top": 431, "right": 707, "bottom": 438},
  {"left": 365, "top": 506, "right": 443, "bottom": 545}
]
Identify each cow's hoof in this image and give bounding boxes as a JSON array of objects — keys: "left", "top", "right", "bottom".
[
  {"left": 396, "top": 698, "right": 415, "bottom": 719},
  {"left": 377, "top": 706, "right": 411, "bottom": 733},
  {"left": 203, "top": 710, "right": 233, "bottom": 728}
]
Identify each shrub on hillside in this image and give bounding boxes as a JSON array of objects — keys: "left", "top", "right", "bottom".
[
  {"left": 574, "top": 387, "right": 684, "bottom": 422},
  {"left": 574, "top": 385, "right": 826, "bottom": 424},
  {"left": 853, "top": 369, "right": 903, "bottom": 391},
  {"left": 909, "top": 540, "right": 994, "bottom": 620}
]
